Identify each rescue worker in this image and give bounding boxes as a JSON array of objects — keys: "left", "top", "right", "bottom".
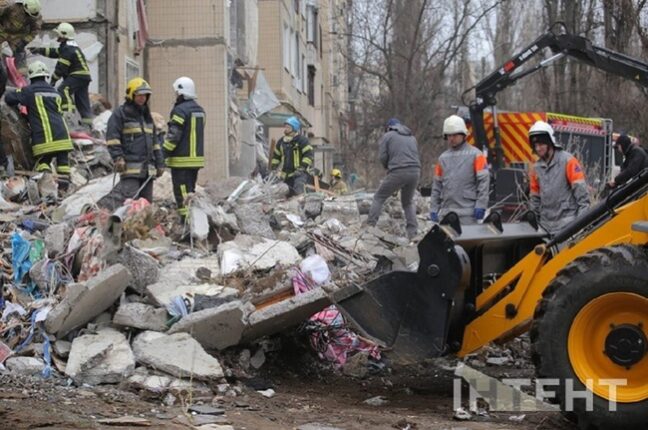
[
  {"left": 329, "top": 168, "right": 348, "bottom": 194},
  {"left": 4, "top": 61, "right": 73, "bottom": 190},
  {"left": 528, "top": 120, "right": 590, "bottom": 233},
  {"left": 0, "top": 0, "right": 42, "bottom": 62},
  {"left": 162, "top": 76, "right": 205, "bottom": 221},
  {"left": 367, "top": 118, "right": 421, "bottom": 239},
  {"left": 270, "top": 116, "right": 313, "bottom": 196},
  {"left": 608, "top": 134, "right": 648, "bottom": 188},
  {"left": 29, "top": 22, "right": 94, "bottom": 127},
  {"left": 97, "top": 77, "right": 164, "bottom": 210},
  {"left": 430, "top": 115, "right": 489, "bottom": 225}
]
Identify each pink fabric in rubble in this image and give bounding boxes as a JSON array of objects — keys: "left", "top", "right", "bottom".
[{"left": 292, "top": 270, "right": 381, "bottom": 368}]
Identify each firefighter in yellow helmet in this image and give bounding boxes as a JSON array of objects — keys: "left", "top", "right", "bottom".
[
  {"left": 97, "top": 78, "right": 165, "bottom": 210},
  {"left": 329, "top": 168, "right": 348, "bottom": 194},
  {"left": 29, "top": 22, "right": 94, "bottom": 127},
  {"left": 5, "top": 60, "right": 73, "bottom": 191},
  {"left": 0, "top": 0, "right": 42, "bottom": 63}
]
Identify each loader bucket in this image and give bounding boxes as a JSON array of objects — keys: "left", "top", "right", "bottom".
[{"left": 332, "top": 226, "right": 471, "bottom": 363}]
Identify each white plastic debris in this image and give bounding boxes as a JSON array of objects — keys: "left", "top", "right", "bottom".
[{"left": 300, "top": 255, "right": 331, "bottom": 285}]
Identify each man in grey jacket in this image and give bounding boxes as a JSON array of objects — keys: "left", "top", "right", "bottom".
[
  {"left": 528, "top": 120, "right": 590, "bottom": 233},
  {"left": 367, "top": 118, "right": 421, "bottom": 239},
  {"left": 430, "top": 115, "right": 490, "bottom": 225}
]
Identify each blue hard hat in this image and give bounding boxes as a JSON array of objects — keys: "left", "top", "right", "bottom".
[
  {"left": 284, "top": 116, "right": 301, "bottom": 132},
  {"left": 386, "top": 118, "right": 401, "bottom": 127}
]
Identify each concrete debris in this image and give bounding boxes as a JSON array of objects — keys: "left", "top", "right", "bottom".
[
  {"left": 113, "top": 303, "right": 168, "bottom": 331},
  {"left": 65, "top": 328, "right": 135, "bottom": 385},
  {"left": 45, "top": 264, "right": 132, "bottom": 337},
  {"left": 234, "top": 203, "right": 274, "bottom": 239},
  {"left": 303, "top": 194, "right": 324, "bottom": 218},
  {"left": 257, "top": 388, "right": 275, "bottom": 398},
  {"left": 250, "top": 348, "right": 266, "bottom": 369},
  {"left": 218, "top": 234, "right": 301, "bottom": 275},
  {"left": 363, "top": 395, "right": 388, "bottom": 406},
  {"left": 297, "top": 424, "right": 345, "bottom": 430},
  {"left": 132, "top": 331, "right": 224, "bottom": 381},
  {"left": 53, "top": 340, "right": 72, "bottom": 358},
  {"left": 453, "top": 407, "right": 472, "bottom": 421},
  {"left": 242, "top": 287, "right": 330, "bottom": 343},
  {"left": 96, "top": 416, "right": 151, "bottom": 426},
  {"left": 126, "top": 371, "right": 173, "bottom": 397},
  {"left": 342, "top": 352, "right": 370, "bottom": 379},
  {"left": 169, "top": 301, "right": 254, "bottom": 350},
  {"left": 5, "top": 356, "right": 44, "bottom": 376},
  {"left": 145, "top": 255, "right": 220, "bottom": 306},
  {"left": 44, "top": 222, "right": 73, "bottom": 258},
  {"left": 188, "top": 405, "right": 225, "bottom": 415},
  {"left": 115, "top": 245, "right": 160, "bottom": 294},
  {"left": 51, "top": 174, "right": 117, "bottom": 222}
]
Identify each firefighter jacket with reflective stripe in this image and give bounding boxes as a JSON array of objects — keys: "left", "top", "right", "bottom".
[
  {"left": 270, "top": 134, "right": 313, "bottom": 177},
  {"left": 162, "top": 98, "right": 206, "bottom": 169},
  {"left": 4, "top": 80, "right": 73, "bottom": 156},
  {"left": 529, "top": 149, "right": 590, "bottom": 233},
  {"left": 431, "top": 141, "right": 490, "bottom": 218},
  {"left": 106, "top": 101, "right": 164, "bottom": 178},
  {"left": 33, "top": 41, "right": 91, "bottom": 82},
  {"left": 0, "top": 1, "right": 41, "bottom": 51}
]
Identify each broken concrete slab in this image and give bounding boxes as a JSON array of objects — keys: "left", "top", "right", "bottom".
[
  {"left": 113, "top": 303, "right": 168, "bottom": 331},
  {"left": 234, "top": 203, "right": 275, "bottom": 239},
  {"left": 65, "top": 328, "right": 135, "bottom": 385},
  {"left": 320, "top": 198, "right": 360, "bottom": 221},
  {"left": 132, "top": 331, "right": 224, "bottom": 381},
  {"left": 168, "top": 301, "right": 254, "bottom": 350},
  {"left": 218, "top": 235, "right": 301, "bottom": 275},
  {"left": 115, "top": 245, "right": 160, "bottom": 294},
  {"left": 242, "top": 288, "right": 331, "bottom": 343},
  {"left": 304, "top": 194, "right": 324, "bottom": 219},
  {"left": 44, "top": 223, "right": 72, "bottom": 258},
  {"left": 205, "top": 176, "right": 249, "bottom": 202},
  {"left": 145, "top": 255, "right": 220, "bottom": 306},
  {"left": 126, "top": 372, "right": 172, "bottom": 397},
  {"left": 5, "top": 356, "right": 44, "bottom": 376},
  {"left": 51, "top": 175, "right": 118, "bottom": 222},
  {"left": 53, "top": 340, "right": 72, "bottom": 358},
  {"left": 45, "top": 264, "right": 132, "bottom": 337}
]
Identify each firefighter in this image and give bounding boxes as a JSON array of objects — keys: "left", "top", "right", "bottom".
[
  {"left": 430, "top": 115, "right": 489, "bottom": 225},
  {"left": 29, "top": 22, "right": 94, "bottom": 127},
  {"left": 4, "top": 60, "right": 73, "bottom": 190},
  {"left": 329, "top": 168, "right": 348, "bottom": 194},
  {"left": 162, "top": 76, "right": 205, "bottom": 221},
  {"left": 0, "top": 0, "right": 41, "bottom": 65},
  {"left": 608, "top": 134, "right": 648, "bottom": 188},
  {"left": 528, "top": 120, "right": 590, "bottom": 233},
  {"left": 367, "top": 118, "right": 421, "bottom": 239},
  {"left": 97, "top": 77, "right": 164, "bottom": 210},
  {"left": 270, "top": 116, "right": 313, "bottom": 196}
]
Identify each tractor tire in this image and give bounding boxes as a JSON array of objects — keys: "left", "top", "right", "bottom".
[{"left": 531, "top": 245, "right": 648, "bottom": 430}]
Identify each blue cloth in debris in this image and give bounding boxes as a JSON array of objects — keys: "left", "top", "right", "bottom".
[{"left": 11, "top": 232, "right": 32, "bottom": 284}]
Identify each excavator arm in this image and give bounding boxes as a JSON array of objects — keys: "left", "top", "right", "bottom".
[{"left": 468, "top": 23, "right": 648, "bottom": 168}]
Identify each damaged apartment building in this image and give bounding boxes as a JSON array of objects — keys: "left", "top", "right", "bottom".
[{"left": 34, "top": 0, "right": 350, "bottom": 182}]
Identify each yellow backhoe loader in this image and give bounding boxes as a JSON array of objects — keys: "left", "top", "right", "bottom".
[{"left": 334, "top": 24, "right": 648, "bottom": 430}]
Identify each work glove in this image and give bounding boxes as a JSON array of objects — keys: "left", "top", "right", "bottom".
[
  {"left": 114, "top": 158, "right": 126, "bottom": 173},
  {"left": 156, "top": 167, "right": 165, "bottom": 178},
  {"left": 429, "top": 211, "right": 439, "bottom": 222},
  {"left": 474, "top": 208, "right": 486, "bottom": 221}
]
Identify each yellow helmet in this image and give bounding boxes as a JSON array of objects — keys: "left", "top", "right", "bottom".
[
  {"left": 27, "top": 60, "right": 49, "bottom": 79},
  {"left": 54, "top": 22, "right": 75, "bottom": 40},
  {"left": 125, "top": 77, "right": 152, "bottom": 101},
  {"left": 21, "top": 0, "right": 41, "bottom": 17},
  {"left": 331, "top": 168, "right": 342, "bottom": 179}
]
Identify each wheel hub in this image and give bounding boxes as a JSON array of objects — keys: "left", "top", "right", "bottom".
[{"left": 605, "top": 324, "right": 647, "bottom": 367}]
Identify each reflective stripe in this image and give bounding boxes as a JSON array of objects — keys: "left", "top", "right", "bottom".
[
  {"left": 302, "top": 145, "right": 313, "bottom": 152},
  {"left": 190, "top": 116, "right": 197, "bottom": 158},
  {"left": 35, "top": 95, "right": 53, "bottom": 143},
  {"left": 70, "top": 70, "right": 91, "bottom": 76},
  {"left": 165, "top": 156, "right": 205, "bottom": 168},
  {"left": 58, "top": 58, "right": 71, "bottom": 66},
  {"left": 75, "top": 49, "right": 90, "bottom": 73},
  {"left": 178, "top": 207, "right": 189, "bottom": 216},
  {"left": 435, "top": 164, "right": 443, "bottom": 177},
  {"left": 36, "top": 163, "right": 51, "bottom": 172},
  {"left": 153, "top": 144, "right": 161, "bottom": 151},
  {"left": 163, "top": 140, "right": 177, "bottom": 152},
  {"left": 123, "top": 127, "right": 153, "bottom": 134},
  {"left": 106, "top": 139, "right": 121, "bottom": 146},
  {"left": 301, "top": 157, "right": 313, "bottom": 165},
  {"left": 57, "top": 165, "right": 71, "bottom": 174},
  {"left": 293, "top": 148, "right": 300, "bottom": 170},
  {"left": 32, "top": 139, "right": 74, "bottom": 156},
  {"left": 180, "top": 184, "right": 188, "bottom": 200},
  {"left": 172, "top": 114, "right": 185, "bottom": 125},
  {"left": 62, "top": 86, "right": 74, "bottom": 112}
]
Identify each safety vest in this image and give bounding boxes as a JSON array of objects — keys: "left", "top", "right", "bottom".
[
  {"left": 162, "top": 98, "right": 206, "bottom": 168},
  {"left": 4, "top": 80, "right": 73, "bottom": 156},
  {"left": 271, "top": 134, "right": 314, "bottom": 177},
  {"left": 34, "top": 41, "right": 91, "bottom": 81}
]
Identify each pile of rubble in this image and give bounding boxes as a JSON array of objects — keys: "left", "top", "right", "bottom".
[{"left": 0, "top": 155, "right": 434, "bottom": 412}]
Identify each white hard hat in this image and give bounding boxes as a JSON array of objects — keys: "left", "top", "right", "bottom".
[
  {"left": 529, "top": 120, "right": 561, "bottom": 149},
  {"left": 173, "top": 76, "right": 197, "bottom": 99},
  {"left": 443, "top": 115, "right": 468, "bottom": 136},
  {"left": 27, "top": 60, "right": 49, "bottom": 79},
  {"left": 54, "top": 22, "right": 76, "bottom": 40}
]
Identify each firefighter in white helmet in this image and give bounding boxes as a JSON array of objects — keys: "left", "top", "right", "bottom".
[
  {"left": 528, "top": 120, "right": 590, "bottom": 233},
  {"left": 430, "top": 115, "right": 490, "bottom": 225},
  {"left": 162, "top": 76, "right": 206, "bottom": 222}
]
